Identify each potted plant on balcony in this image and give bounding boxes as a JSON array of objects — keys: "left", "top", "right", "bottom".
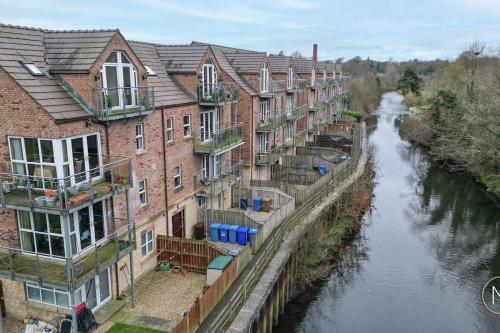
[{"left": 106, "top": 95, "right": 114, "bottom": 115}]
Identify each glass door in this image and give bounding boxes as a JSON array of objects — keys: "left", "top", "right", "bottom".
[
  {"left": 74, "top": 268, "right": 111, "bottom": 311},
  {"left": 202, "top": 60, "right": 216, "bottom": 98},
  {"left": 72, "top": 201, "right": 107, "bottom": 253},
  {"left": 67, "top": 134, "right": 102, "bottom": 186}
]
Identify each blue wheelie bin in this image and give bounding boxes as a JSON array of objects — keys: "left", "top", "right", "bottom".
[
  {"left": 237, "top": 226, "right": 248, "bottom": 246},
  {"left": 248, "top": 228, "right": 258, "bottom": 247},
  {"left": 219, "top": 224, "right": 230, "bottom": 243},
  {"left": 228, "top": 225, "right": 239, "bottom": 244}
]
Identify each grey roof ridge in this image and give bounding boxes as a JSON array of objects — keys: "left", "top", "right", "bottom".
[
  {"left": 0, "top": 23, "right": 119, "bottom": 33},
  {"left": 191, "top": 41, "right": 262, "bottom": 54}
]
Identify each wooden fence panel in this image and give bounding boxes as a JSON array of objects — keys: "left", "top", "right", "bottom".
[{"left": 157, "top": 236, "right": 210, "bottom": 273}]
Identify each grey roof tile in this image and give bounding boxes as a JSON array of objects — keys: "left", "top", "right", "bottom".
[
  {"left": 268, "top": 55, "right": 292, "bottom": 74},
  {"left": 292, "top": 57, "right": 314, "bottom": 74},
  {"left": 128, "top": 41, "right": 196, "bottom": 106},
  {"left": 155, "top": 44, "right": 208, "bottom": 73}
]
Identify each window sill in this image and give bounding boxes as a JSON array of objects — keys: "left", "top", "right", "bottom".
[
  {"left": 174, "top": 186, "right": 184, "bottom": 193},
  {"left": 140, "top": 250, "right": 156, "bottom": 264},
  {"left": 27, "top": 300, "right": 68, "bottom": 314},
  {"left": 167, "top": 141, "right": 175, "bottom": 147},
  {"left": 183, "top": 136, "right": 193, "bottom": 142},
  {"left": 139, "top": 203, "right": 149, "bottom": 211},
  {"left": 136, "top": 149, "right": 147, "bottom": 156}
]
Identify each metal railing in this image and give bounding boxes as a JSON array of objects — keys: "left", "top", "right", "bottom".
[
  {"left": 197, "top": 82, "right": 239, "bottom": 105},
  {"left": 0, "top": 155, "right": 132, "bottom": 213},
  {"left": 195, "top": 160, "right": 242, "bottom": 194},
  {"left": 0, "top": 220, "right": 135, "bottom": 289},
  {"left": 288, "top": 78, "right": 308, "bottom": 91},
  {"left": 199, "top": 124, "right": 365, "bottom": 332},
  {"left": 259, "top": 80, "right": 287, "bottom": 96},
  {"left": 193, "top": 124, "right": 243, "bottom": 154},
  {"left": 256, "top": 112, "right": 287, "bottom": 132},
  {"left": 255, "top": 144, "right": 284, "bottom": 165},
  {"left": 93, "top": 86, "right": 155, "bottom": 121}
]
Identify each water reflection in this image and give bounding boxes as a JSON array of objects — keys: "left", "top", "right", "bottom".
[{"left": 276, "top": 93, "right": 500, "bottom": 333}]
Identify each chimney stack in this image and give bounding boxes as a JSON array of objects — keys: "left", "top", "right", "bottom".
[{"left": 313, "top": 44, "right": 318, "bottom": 65}]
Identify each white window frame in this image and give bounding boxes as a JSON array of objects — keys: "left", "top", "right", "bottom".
[
  {"left": 101, "top": 51, "right": 138, "bottom": 110},
  {"left": 183, "top": 115, "right": 192, "bottom": 137},
  {"left": 141, "top": 228, "right": 154, "bottom": 257},
  {"left": 174, "top": 165, "right": 182, "bottom": 189},
  {"left": 18, "top": 211, "right": 65, "bottom": 259},
  {"left": 139, "top": 179, "right": 147, "bottom": 205},
  {"left": 288, "top": 66, "right": 293, "bottom": 89},
  {"left": 8, "top": 134, "right": 102, "bottom": 189},
  {"left": 259, "top": 101, "right": 270, "bottom": 123},
  {"left": 202, "top": 59, "right": 217, "bottom": 98},
  {"left": 259, "top": 134, "right": 269, "bottom": 153},
  {"left": 26, "top": 284, "right": 69, "bottom": 308},
  {"left": 200, "top": 110, "right": 218, "bottom": 143},
  {"left": 166, "top": 117, "right": 174, "bottom": 143},
  {"left": 260, "top": 63, "right": 269, "bottom": 93},
  {"left": 135, "top": 123, "right": 145, "bottom": 151}
]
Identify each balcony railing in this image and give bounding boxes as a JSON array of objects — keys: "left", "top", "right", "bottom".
[
  {"left": 0, "top": 221, "right": 134, "bottom": 289},
  {"left": 313, "top": 78, "right": 325, "bottom": 89},
  {"left": 93, "top": 86, "right": 155, "bottom": 121},
  {"left": 256, "top": 144, "right": 284, "bottom": 165},
  {"left": 259, "top": 80, "right": 287, "bottom": 97},
  {"left": 193, "top": 124, "right": 243, "bottom": 154},
  {"left": 195, "top": 160, "right": 242, "bottom": 195},
  {"left": 284, "top": 129, "right": 307, "bottom": 148},
  {"left": 287, "top": 104, "right": 308, "bottom": 121},
  {"left": 256, "top": 112, "right": 287, "bottom": 132},
  {"left": 287, "top": 79, "right": 308, "bottom": 92},
  {"left": 197, "top": 82, "right": 239, "bottom": 106},
  {"left": 0, "top": 155, "right": 132, "bottom": 213}
]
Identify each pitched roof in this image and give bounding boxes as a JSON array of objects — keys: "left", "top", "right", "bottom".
[
  {"left": 292, "top": 57, "right": 314, "bottom": 74},
  {"left": 268, "top": 55, "right": 292, "bottom": 74},
  {"left": 128, "top": 41, "right": 196, "bottom": 106},
  {"left": 155, "top": 44, "right": 209, "bottom": 73},
  {"left": 0, "top": 24, "right": 90, "bottom": 121},
  {"left": 223, "top": 50, "right": 267, "bottom": 74},
  {"left": 45, "top": 29, "right": 118, "bottom": 73},
  {"left": 190, "top": 41, "right": 257, "bottom": 95},
  {"left": 317, "top": 60, "right": 336, "bottom": 75}
]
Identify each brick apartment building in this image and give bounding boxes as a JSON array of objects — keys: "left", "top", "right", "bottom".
[{"left": 0, "top": 22, "right": 348, "bottom": 328}]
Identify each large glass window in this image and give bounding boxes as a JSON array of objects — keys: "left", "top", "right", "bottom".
[
  {"left": 200, "top": 110, "right": 219, "bottom": 143},
  {"left": 259, "top": 101, "right": 270, "bottom": 123},
  {"left": 8, "top": 134, "right": 101, "bottom": 188},
  {"left": 202, "top": 59, "right": 217, "bottom": 98},
  {"left": 18, "top": 211, "right": 65, "bottom": 258},
  {"left": 102, "top": 51, "right": 138, "bottom": 110},
  {"left": 260, "top": 63, "right": 269, "bottom": 93}
]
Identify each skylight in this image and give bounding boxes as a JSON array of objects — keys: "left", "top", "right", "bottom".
[
  {"left": 144, "top": 65, "right": 156, "bottom": 76},
  {"left": 21, "top": 62, "right": 43, "bottom": 76}
]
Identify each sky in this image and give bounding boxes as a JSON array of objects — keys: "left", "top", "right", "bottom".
[{"left": 0, "top": 0, "right": 499, "bottom": 62}]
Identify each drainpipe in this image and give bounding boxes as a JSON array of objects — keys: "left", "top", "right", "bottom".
[
  {"left": 104, "top": 124, "right": 120, "bottom": 299},
  {"left": 161, "top": 108, "right": 170, "bottom": 236}
]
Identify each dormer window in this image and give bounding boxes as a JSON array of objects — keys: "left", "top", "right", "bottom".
[
  {"left": 101, "top": 51, "right": 138, "bottom": 110},
  {"left": 202, "top": 59, "right": 217, "bottom": 98},
  {"left": 287, "top": 66, "right": 293, "bottom": 89},
  {"left": 260, "top": 63, "right": 269, "bottom": 93},
  {"left": 21, "top": 62, "right": 43, "bottom": 76},
  {"left": 144, "top": 65, "right": 156, "bottom": 76}
]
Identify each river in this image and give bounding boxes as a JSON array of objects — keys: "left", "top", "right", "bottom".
[{"left": 275, "top": 92, "right": 500, "bottom": 333}]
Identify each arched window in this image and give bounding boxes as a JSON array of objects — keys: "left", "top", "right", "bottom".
[
  {"left": 101, "top": 51, "right": 138, "bottom": 109},
  {"left": 202, "top": 59, "right": 217, "bottom": 98},
  {"left": 260, "top": 63, "right": 269, "bottom": 93},
  {"left": 287, "top": 66, "right": 293, "bottom": 89}
]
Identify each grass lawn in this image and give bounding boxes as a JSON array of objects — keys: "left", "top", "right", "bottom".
[{"left": 107, "top": 322, "right": 168, "bottom": 333}]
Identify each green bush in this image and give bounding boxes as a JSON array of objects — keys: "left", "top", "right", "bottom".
[{"left": 344, "top": 109, "right": 363, "bottom": 121}]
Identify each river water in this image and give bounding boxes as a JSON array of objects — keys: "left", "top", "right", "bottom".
[{"left": 275, "top": 92, "right": 500, "bottom": 333}]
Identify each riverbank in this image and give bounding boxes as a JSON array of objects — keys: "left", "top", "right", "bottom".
[
  {"left": 292, "top": 155, "right": 375, "bottom": 291},
  {"left": 276, "top": 93, "right": 500, "bottom": 333},
  {"left": 399, "top": 92, "right": 500, "bottom": 198}
]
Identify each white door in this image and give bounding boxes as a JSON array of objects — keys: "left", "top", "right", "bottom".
[{"left": 202, "top": 60, "right": 217, "bottom": 98}]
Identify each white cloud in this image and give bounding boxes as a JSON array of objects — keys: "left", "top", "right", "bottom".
[{"left": 273, "top": 0, "right": 319, "bottom": 10}]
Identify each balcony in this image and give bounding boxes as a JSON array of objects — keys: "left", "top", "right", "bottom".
[
  {"left": 256, "top": 112, "right": 287, "bottom": 133},
  {"left": 284, "top": 129, "right": 307, "bottom": 148},
  {"left": 259, "top": 80, "right": 286, "bottom": 98},
  {"left": 92, "top": 86, "right": 155, "bottom": 122},
  {"left": 287, "top": 104, "right": 308, "bottom": 121},
  {"left": 195, "top": 160, "right": 242, "bottom": 195},
  {"left": 0, "top": 156, "right": 132, "bottom": 214},
  {"left": 193, "top": 124, "right": 243, "bottom": 154},
  {"left": 256, "top": 144, "right": 284, "bottom": 165},
  {"left": 0, "top": 222, "right": 134, "bottom": 289},
  {"left": 287, "top": 79, "right": 308, "bottom": 93},
  {"left": 197, "top": 83, "right": 239, "bottom": 106}
]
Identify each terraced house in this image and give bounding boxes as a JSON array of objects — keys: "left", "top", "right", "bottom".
[{"left": 0, "top": 22, "right": 349, "bottom": 330}]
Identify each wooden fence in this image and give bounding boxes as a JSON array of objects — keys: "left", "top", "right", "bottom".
[
  {"left": 172, "top": 256, "right": 239, "bottom": 333},
  {"left": 156, "top": 236, "right": 223, "bottom": 273}
]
